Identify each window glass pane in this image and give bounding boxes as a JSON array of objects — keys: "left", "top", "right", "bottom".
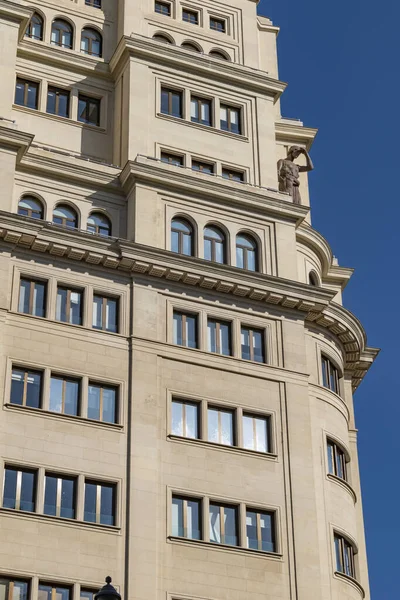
[
  {"left": 223, "top": 506, "right": 237, "bottom": 545},
  {"left": 344, "top": 543, "right": 353, "bottom": 576},
  {"left": 55, "top": 589, "right": 70, "bottom": 600},
  {"left": 182, "top": 232, "right": 192, "bottom": 256},
  {"left": 327, "top": 442, "right": 334, "bottom": 475},
  {"left": 220, "top": 410, "right": 233, "bottom": 445},
  {"left": 38, "top": 586, "right": 52, "bottom": 600},
  {"left": 70, "top": 291, "right": 82, "bottom": 325},
  {"left": 207, "top": 320, "right": 216, "bottom": 353},
  {"left": 187, "top": 499, "right": 201, "bottom": 539},
  {"left": 100, "top": 484, "right": 115, "bottom": 525},
  {"left": 185, "top": 402, "right": 198, "bottom": 439},
  {"left": 11, "top": 369, "right": 25, "bottom": 406},
  {"left": 102, "top": 387, "right": 116, "bottom": 423},
  {"left": 106, "top": 299, "right": 118, "bottom": 332},
  {"left": 15, "top": 81, "right": 25, "bottom": 105},
  {"left": 172, "top": 497, "right": 183, "bottom": 536},
  {"left": 242, "top": 414, "right": 253, "bottom": 450},
  {"left": 253, "top": 330, "right": 264, "bottom": 362},
  {"left": 171, "top": 92, "right": 181, "bottom": 117},
  {"left": 3, "top": 468, "right": 18, "bottom": 509},
  {"left": 13, "top": 582, "right": 28, "bottom": 600},
  {"left": 209, "top": 503, "right": 221, "bottom": 543},
  {"left": 171, "top": 230, "right": 179, "bottom": 253},
  {"left": 65, "top": 380, "right": 79, "bottom": 416},
  {"left": 161, "top": 89, "right": 169, "bottom": 113},
  {"left": 49, "top": 378, "right": 63, "bottom": 413},
  {"left": 171, "top": 401, "right": 183, "bottom": 436},
  {"left": 186, "top": 315, "right": 197, "bottom": 349},
  {"left": 220, "top": 322, "right": 230, "bottom": 356},
  {"left": 33, "top": 282, "right": 46, "bottom": 317},
  {"left": 0, "top": 581, "right": 6, "bottom": 600},
  {"left": 241, "top": 328, "right": 250, "bottom": 360},
  {"left": 247, "top": 249, "right": 256, "bottom": 271},
  {"left": 335, "top": 536, "right": 343, "bottom": 572},
  {"left": 173, "top": 312, "right": 182, "bottom": 345},
  {"left": 18, "top": 280, "right": 30, "bottom": 313},
  {"left": 204, "top": 238, "right": 212, "bottom": 261},
  {"left": 80, "top": 592, "right": 95, "bottom": 600},
  {"left": 56, "top": 288, "right": 67, "bottom": 322},
  {"left": 44, "top": 475, "right": 57, "bottom": 516},
  {"left": 88, "top": 385, "right": 101, "bottom": 420},
  {"left": 322, "top": 357, "right": 329, "bottom": 388},
  {"left": 92, "top": 296, "right": 102, "bottom": 328},
  {"left": 58, "top": 92, "right": 69, "bottom": 117},
  {"left": 190, "top": 99, "right": 198, "bottom": 120},
  {"left": 26, "top": 370, "right": 41, "bottom": 407},
  {"left": 47, "top": 90, "right": 56, "bottom": 114},
  {"left": 201, "top": 102, "right": 210, "bottom": 123},
  {"left": 215, "top": 241, "right": 224, "bottom": 264},
  {"left": 236, "top": 246, "right": 244, "bottom": 269},
  {"left": 260, "top": 512, "right": 274, "bottom": 551},
  {"left": 20, "top": 470, "right": 35, "bottom": 512},
  {"left": 27, "top": 84, "right": 37, "bottom": 109},
  {"left": 255, "top": 417, "right": 268, "bottom": 452},
  {"left": 207, "top": 408, "right": 219, "bottom": 443},
  {"left": 246, "top": 510, "right": 258, "bottom": 549},
  {"left": 61, "top": 478, "right": 75, "bottom": 519},
  {"left": 84, "top": 482, "right": 97, "bottom": 522}
]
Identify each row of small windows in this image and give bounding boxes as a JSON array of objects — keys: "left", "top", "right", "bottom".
[
  {"left": 18, "top": 197, "right": 111, "bottom": 235},
  {"left": 0, "top": 579, "right": 98, "bottom": 600},
  {"left": 162, "top": 152, "right": 245, "bottom": 182},
  {"left": 171, "top": 219, "right": 258, "bottom": 270},
  {"left": 15, "top": 79, "right": 101, "bottom": 126},
  {"left": 153, "top": 33, "right": 229, "bottom": 60},
  {"left": 19, "top": 277, "right": 119, "bottom": 332},
  {"left": 2, "top": 466, "right": 115, "bottom": 525},
  {"left": 161, "top": 87, "right": 241, "bottom": 133},
  {"left": 155, "top": 1, "right": 227, "bottom": 34},
  {"left": 26, "top": 14, "right": 103, "bottom": 57},
  {"left": 11, "top": 367, "right": 118, "bottom": 424}
]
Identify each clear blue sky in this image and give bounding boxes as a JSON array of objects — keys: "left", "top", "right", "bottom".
[{"left": 258, "top": 1, "right": 398, "bottom": 597}]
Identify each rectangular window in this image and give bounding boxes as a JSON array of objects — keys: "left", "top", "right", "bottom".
[
  {"left": 209, "top": 502, "right": 238, "bottom": 546},
  {"left": 241, "top": 326, "right": 265, "bottom": 362},
  {"left": 172, "top": 495, "right": 201, "bottom": 539},
  {"left": 220, "top": 104, "right": 241, "bottom": 134},
  {"left": 155, "top": 0, "right": 171, "bottom": 15},
  {"left": 84, "top": 480, "right": 116, "bottom": 526},
  {"left": 327, "top": 440, "right": 347, "bottom": 480},
  {"left": 321, "top": 356, "right": 339, "bottom": 394},
  {"left": 334, "top": 534, "right": 356, "bottom": 578},
  {"left": 182, "top": 8, "right": 199, "bottom": 24},
  {"left": 191, "top": 96, "right": 212, "bottom": 126},
  {"left": 207, "top": 406, "right": 234, "bottom": 446},
  {"left": 46, "top": 87, "right": 70, "bottom": 118},
  {"left": 49, "top": 375, "right": 80, "bottom": 416},
  {"left": 78, "top": 94, "right": 100, "bottom": 126},
  {"left": 92, "top": 295, "right": 119, "bottom": 333},
  {"left": 38, "top": 585, "right": 71, "bottom": 600},
  {"left": 210, "top": 17, "right": 226, "bottom": 32},
  {"left": 173, "top": 310, "right": 198, "bottom": 349},
  {"left": 161, "top": 88, "right": 183, "bottom": 118},
  {"left": 56, "top": 287, "right": 82, "bottom": 325},
  {"left": 242, "top": 413, "right": 270, "bottom": 453},
  {"left": 0, "top": 578, "right": 29, "bottom": 600},
  {"left": 18, "top": 278, "right": 47, "bottom": 317},
  {"left": 11, "top": 367, "right": 42, "bottom": 409},
  {"left": 246, "top": 509, "right": 276, "bottom": 552},
  {"left": 3, "top": 466, "right": 36, "bottom": 512},
  {"left": 192, "top": 160, "right": 214, "bottom": 174},
  {"left": 15, "top": 78, "right": 39, "bottom": 109},
  {"left": 44, "top": 473, "right": 76, "bottom": 519},
  {"left": 80, "top": 591, "right": 96, "bottom": 600},
  {"left": 222, "top": 168, "right": 244, "bottom": 182},
  {"left": 88, "top": 382, "right": 118, "bottom": 424},
  {"left": 207, "top": 318, "right": 231, "bottom": 356},
  {"left": 171, "top": 399, "right": 199, "bottom": 438},
  {"left": 161, "top": 152, "right": 184, "bottom": 166},
  {"left": 85, "top": 0, "right": 102, "bottom": 6}
]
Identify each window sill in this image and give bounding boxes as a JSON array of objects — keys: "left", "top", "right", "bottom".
[
  {"left": 4, "top": 403, "right": 124, "bottom": 431},
  {"left": 327, "top": 473, "right": 357, "bottom": 503},
  {"left": 334, "top": 571, "right": 365, "bottom": 598},
  {"left": 12, "top": 105, "right": 107, "bottom": 133},
  {"left": 168, "top": 536, "right": 282, "bottom": 559},
  {"left": 0, "top": 508, "right": 121, "bottom": 533},
  {"left": 168, "top": 435, "right": 277, "bottom": 460},
  {"left": 157, "top": 112, "right": 249, "bottom": 141}
]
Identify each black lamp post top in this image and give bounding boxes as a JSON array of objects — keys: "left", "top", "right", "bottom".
[{"left": 94, "top": 577, "right": 121, "bottom": 600}]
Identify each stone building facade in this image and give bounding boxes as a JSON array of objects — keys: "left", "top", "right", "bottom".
[{"left": 0, "top": 1, "right": 378, "bottom": 600}]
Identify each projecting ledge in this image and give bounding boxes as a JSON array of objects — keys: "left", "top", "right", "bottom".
[
  {"left": 0, "top": 121, "right": 33, "bottom": 161},
  {"left": 0, "top": 0, "right": 32, "bottom": 39}
]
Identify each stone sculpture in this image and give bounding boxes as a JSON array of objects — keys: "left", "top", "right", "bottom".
[{"left": 277, "top": 146, "right": 314, "bottom": 205}]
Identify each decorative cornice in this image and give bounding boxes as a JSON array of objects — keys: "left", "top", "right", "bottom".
[
  {"left": 0, "top": 0, "right": 32, "bottom": 39},
  {"left": 17, "top": 39, "right": 111, "bottom": 79},
  {"left": 275, "top": 120, "right": 318, "bottom": 151},
  {"left": 0, "top": 212, "right": 378, "bottom": 390},
  {"left": 0, "top": 122, "right": 33, "bottom": 161},
  {"left": 109, "top": 34, "right": 287, "bottom": 101},
  {"left": 121, "top": 156, "right": 309, "bottom": 225}
]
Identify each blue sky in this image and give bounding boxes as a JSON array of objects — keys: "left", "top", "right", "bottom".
[{"left": 258, "top": 1, "right": 398, "bottom": 597}]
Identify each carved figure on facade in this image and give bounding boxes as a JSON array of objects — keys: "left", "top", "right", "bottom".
[{"left": 277, "top": 146, "right": 314, "bottom": 205}]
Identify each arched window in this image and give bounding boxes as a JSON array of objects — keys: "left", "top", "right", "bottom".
[
  {"left": 309, "top": 271, "right": 319, "bottom": 286},
  {"left": 236, "top": 233, "right": 258, "bottom": 271},
  {"left": 18, "top": 196, "right": 44, "bottom": 219},
  {"left": 26, "top": 13, "right": 44, "bottom": 41},
  {"left": 171, "top": 218, "right": 193, "bottom": 256},
  {"left": 87, "top": 212, "right": 111, "bottom": 236},
  {"left": 81, "top": 27, "right": 102, "bottom": 57},
  {"left": 53, "top": 204, "right": 78, "bottom": 228},
  {"left": 153, "top": 34, "right": 173, "bottom": 44},
  {"left": 51, "top": 19, "right": 73, "bottom": 49},
  {"left": 181, "top": 42, "right": 201, "bottom": 52},
  {"left": 209, "top": 50, "right": 228, "bottom": 60},
  {"left": 204, "top": 225, "right": 226, "bottom": 264}
]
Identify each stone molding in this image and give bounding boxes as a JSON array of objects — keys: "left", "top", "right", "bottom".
[
  {"left": 110, "top": 34, "right": 287, "bottom": 100},
  {"left": 0, "top": 212, "right": 379, "bottom": 390},
  {"left": 275, "top": 120, "right": 318, "bottom": 151},
  {"left": 0, "top": 0, "right": 32, "bottom": 39},
  {"left": 0, "top": 122, "right": 34, "bottom": 161}
]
